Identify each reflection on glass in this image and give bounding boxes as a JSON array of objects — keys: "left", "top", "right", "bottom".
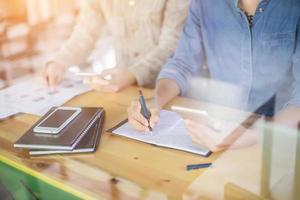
[{"left": 182, "top": 119, "right": 300, "bottom": 200}]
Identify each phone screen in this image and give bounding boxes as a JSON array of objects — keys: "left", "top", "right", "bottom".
[{"left": 39, "top": 109, "right": 78, "bottom": 128}]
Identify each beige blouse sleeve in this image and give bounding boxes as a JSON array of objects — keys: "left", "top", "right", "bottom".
[
  {"left": 48, "top": 0, "right": 104, "bottom": 68},
  {"left": 128, "top": 0, "right": 190, "bottom": 87}
]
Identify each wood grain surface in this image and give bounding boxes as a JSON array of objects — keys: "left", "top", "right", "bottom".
[{"left": 0, "top": 86, "right": 238, "bottom": 200}]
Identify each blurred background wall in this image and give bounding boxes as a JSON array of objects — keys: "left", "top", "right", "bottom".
[{"left": 0, "top": 0, "right": 80, "bottom": 88}]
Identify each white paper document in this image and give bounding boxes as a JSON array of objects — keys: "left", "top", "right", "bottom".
[
  {"left": 112, "top": 110, "right": 211, "bottom": 156},
  {"left": 0, "top": 100, "right": 19, "bottom": 120},
  {"left": 0, "top": 77, "right": 91, "bottom": 119}
]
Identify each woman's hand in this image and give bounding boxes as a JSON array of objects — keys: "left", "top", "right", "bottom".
[
  {"left": 42, "top": 62, "right": 66, "bottom": 89},
  {"left": 184, "top": 119, "right": 255, "bottom": 152},
  {"left": 185, "top": 119, "right": 227, "bottom": 152},
  {"left": 84, "top": 67, "right": 136, "bottom": 93},
  {"left": 127, "top": 100, "right": 160, "bottom": 132}
]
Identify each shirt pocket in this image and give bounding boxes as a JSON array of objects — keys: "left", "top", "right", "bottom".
[{"left": 261, "top": 32, "right": 295, "bottom": 48}]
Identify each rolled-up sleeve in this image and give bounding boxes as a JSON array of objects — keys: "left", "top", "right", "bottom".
[
  {"left": 157, "top": 0, "right": 205, "bottom": 95},
  {"left": 288, "top": 19, "right": 300, "bottom": 106},
  {"left": 128, "top": 0, "right": 190, "bottom": 87}
]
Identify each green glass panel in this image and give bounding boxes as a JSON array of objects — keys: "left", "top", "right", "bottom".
[{"left": 0, "top": 161, "right": 82, "bottom": 200}]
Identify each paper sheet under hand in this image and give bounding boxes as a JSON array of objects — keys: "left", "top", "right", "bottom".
[
  {"left": 112, "top": 110, "right": 211, "bottom": 156},
  {"left": 0, "top": 77, "right": 91, "bottom": 119}
]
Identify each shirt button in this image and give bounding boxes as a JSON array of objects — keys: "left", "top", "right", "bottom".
[
  {"left": 134, "top": 52, "right": 139, "bottom": 57},
  {"left": 259, "top": 8, "right": 263, "bottom": 13}
]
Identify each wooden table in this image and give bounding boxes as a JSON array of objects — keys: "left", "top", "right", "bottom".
[
  {"left": 0, "top": 86, "right": 226, "bottom": 200},
  {"left": 2, "top": 86, "right": 288, "bottom": 200}
]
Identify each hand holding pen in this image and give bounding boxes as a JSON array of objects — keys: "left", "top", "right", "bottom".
[
  {"left": 127, "top": 90, "right": 160, "bottom": 133},
  {"left": 139, "top": 90, "right": 152, "bottom": 131}
]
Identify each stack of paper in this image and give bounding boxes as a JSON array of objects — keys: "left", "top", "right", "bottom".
[{"left": 0, "top": 78, "right": 91, "bottom": 120}]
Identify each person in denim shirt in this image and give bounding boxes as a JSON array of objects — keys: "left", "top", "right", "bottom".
[{"left": 128, "top": 0, "right": 300, "bottom": 152}]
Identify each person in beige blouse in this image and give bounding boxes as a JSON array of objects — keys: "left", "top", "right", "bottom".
[{"left": 43, "top": 0, "right": 189, "bottom": 92}]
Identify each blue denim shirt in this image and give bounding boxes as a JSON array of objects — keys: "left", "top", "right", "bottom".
[{"left": 158, "top": 0, "right": 300, "bottom": 115}]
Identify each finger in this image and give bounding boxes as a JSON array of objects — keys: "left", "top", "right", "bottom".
[
  {"left": 210, "top": 146, "right": 223, "bottom": 152},
  {"left": 103, "top": 74, "right": 113, "bottom": 81},
  {"left": 48, "top": 73, "right": 59, "bottom": 90},
  {"left": 185, "top": 120, "right": 225, "bottom": 152},
  {"left": 128, "top": 117, "right": 149, "bottom": 132},
  {"left": 186, "top": 120, "right": 221, "bottom": 151},
  {"left": 127, "top": 101, "right": 138, "bottom": 117},
  {"left": 186, "top": 124, "right": 208, "bottom": 147},
  {"left": 51, "top": 75, "right": 60, "bottom": 90},
  {"left": 107, "top": 84, "right": 119, "bottom": 92},
  {"left": 186, "top": 121, "right": 211, "bottom": 141},
  {"left": 128, "top": 103, "right": 148, "bottom": 126},
  {"left": 91, "top": 77, "right": 110, "bottom": 86},
  {"left": 130, "top": 112, "right": 149, "bottom": 126},
  {"left": 101, "top": 68, "right": 117, "bottom": 77},
  {"left": 149, "top": 109, "right": 160, "bottom": 128},
  {"left": 129, "top": 100, "right": 141, "bottom": 113},
  {"left": 89, "top": 83, "right": 102, "bottom": 91},
  {"left": 185, "top": 119, "right": 210, "bottom": 146},
  {"left": 184, "top": 119, "right": 212, "bottom": 133},
  {"left": 42, "top": 68, "right": 48, "bottom": 83},
  {"left": 41, "top": 73, "right": 49, "bottom": 86},
  {"left": 127, "top": 101, "right": 142, "bottom": 120},
  {"left": 150, "top": 108, "right": 159, "bottom": 118},
  {"left": 89, "top": 83, "right": 111, "bottom": 92},
  {"left": 94, "top": 84, "right": 119, "bottom": 93},
  {"left": 185, "top": 119, "right": 203, "bottom": 126},
  {"left": 188, "top": 129, "right": 221, "bottom": 152},
  {"left": 149, "top": 117, "right": 159, "bottom": 128},
  {"left": 128, "top": 101, "right": 149, "bottom": 126},
  {"left": 42, "top": 67, "right": 51, "bottom": 87},
  {"left": 187, "top": 120, "right": 219, "bottom": 142},
  {"left": 87, "top": 81, "right": 111, "bottom": 92},
  {"left": 83, "top": 76, "right": 93, "bottom": 84},
  {"left": 189, "top": 133, "right": 207, "bottom": 148}
]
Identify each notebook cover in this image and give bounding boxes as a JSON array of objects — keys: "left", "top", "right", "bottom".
[
  {"left": 29, "top": 114, "right": 105, "bottom": 156},
  {"left": 14, "top": 107, "right": 104, "bottom": 150}
]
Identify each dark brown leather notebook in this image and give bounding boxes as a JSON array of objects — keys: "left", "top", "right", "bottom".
[
  {"left": 14, "top": 107, "right": 105, "bottom": 150},
  {"left": 29, "top": 114, "right": 104, "bottom": 156}
]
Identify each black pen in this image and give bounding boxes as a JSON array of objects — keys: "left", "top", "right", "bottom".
[
  {"left": 186, "top": 163, "right": 212, "bottom": 171},
  {"left": 138, "top": 90, "right": 152, "bottom": 132}
]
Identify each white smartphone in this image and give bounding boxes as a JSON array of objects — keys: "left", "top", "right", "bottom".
[{"left": 33, "top": 107, "right": 82, "bottom": 134}]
